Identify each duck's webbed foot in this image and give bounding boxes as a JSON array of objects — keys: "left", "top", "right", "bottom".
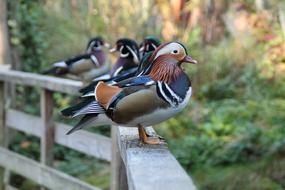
[
  {"left": 146, "top": 132, "right": 166, "bottom": 141},
  {"left": 138, "top": 125, "right": 166, "bottom": 145}
]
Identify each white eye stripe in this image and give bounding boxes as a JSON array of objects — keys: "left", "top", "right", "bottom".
[
  {"left": 146, "top": 44, "right": 149, "bottom": 51},
  {"left": 154, "top": 42, "right": 185, "bottom": 59},
  {"left": 151, "top": 44, "right": 157, "bottom": 50},
  {"left": 87, "top": 41, "right": 96, "bottom": 52},
  {"left": 126, "top": 45, "right": 139, "bottom": 64}
]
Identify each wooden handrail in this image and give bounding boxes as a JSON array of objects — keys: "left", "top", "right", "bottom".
[
  {"left": 114, "top": 127, "right": 197, "bottom": 190},
  {"left": 0, "top": 70, "right": 82, "bottom": 95}
]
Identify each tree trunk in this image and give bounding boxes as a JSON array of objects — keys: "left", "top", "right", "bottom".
[
  {"left": 0, "top": 0, "right": 12, "bottom": 65},
  {"left": 255, "top": 0, "right": 268, "bottom": 11}
]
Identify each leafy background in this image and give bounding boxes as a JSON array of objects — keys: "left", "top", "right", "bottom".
[{"left": 4, "top": 0, "right": 285, "bottom": 189}]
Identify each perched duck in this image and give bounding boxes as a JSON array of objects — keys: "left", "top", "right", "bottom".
[
  {"left": 62, "top": 42, "right": 197, "bottom": 144},
  {"left": 79, "top": 38, "right": 140, "bottom": 94},
  {"left": 42, "top": 36, "right": 110, "bottom": 81},
  {"left": 139, "top": 36, "right": 161, "bottom": 57}
]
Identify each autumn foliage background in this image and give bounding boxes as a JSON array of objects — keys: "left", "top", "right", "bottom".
[{"left": 3, "top": 0, "right": 285, "bottom": 189}]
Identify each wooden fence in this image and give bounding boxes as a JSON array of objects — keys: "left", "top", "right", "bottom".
[{"left": 0, "top": 69, "right": 196, "bottom": 190}]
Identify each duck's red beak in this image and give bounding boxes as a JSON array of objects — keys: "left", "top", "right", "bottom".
[
  {"left": 104, "top": 43, "right": 111, "bottom": 48},
  {"left": 139, "top": 46, "right": 145, "bottom": 52},
  {"left": 109, "top": 46, "right": 117, "bottom": 53},
  {"left": 182, "top": 55, "right": 197, "bottom": 64}
]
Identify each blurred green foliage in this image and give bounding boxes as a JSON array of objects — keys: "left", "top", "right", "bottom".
[{"left": 5, "top": 0, "right": 285, "bottom": 189}]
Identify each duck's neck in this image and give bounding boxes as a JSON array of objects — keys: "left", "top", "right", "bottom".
[
  {"left": 110, "top": 57, "right": 137, "bottom": 76},
  {"left": 148, "top": 56, "right": 183, "bottom": 84},
  {"left": 92, "top": 50, "right": 106, "bottom": 66}
]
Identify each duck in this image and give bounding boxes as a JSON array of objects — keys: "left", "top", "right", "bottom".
[
  {"left": 61, "top": 42, "right": 197, "bottom": 144},
  {"left": 139, "top": 36, "right": 161, "bottom": 57},
  {"left": 79, "top": 38, "right": 140, "bottom": 94},
  {"left": 79, "top": 37, "right": 160, "bottom": 95},
  {"left": 42, "top": 36, "right": 110, "bottom": 81}
]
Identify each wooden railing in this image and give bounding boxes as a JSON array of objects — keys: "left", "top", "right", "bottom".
[{"left": 0, "top": 69, "right": 196, "bottom": 190}]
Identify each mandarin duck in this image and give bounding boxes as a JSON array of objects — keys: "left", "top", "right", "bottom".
[
  {"left": 42, "top": 36, "right": 110, "bottom": 81},
  {"left": 79, "top": 38, "right": 140, "bottom": 95},
  {"left": 61, "top": 42, "right": 197, "bottom": 144}
]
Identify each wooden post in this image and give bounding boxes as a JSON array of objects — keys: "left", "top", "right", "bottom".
[
  {"left": 40, "top": 89, "right": 55, "bottom": 190},
  {"left": 40, "top": 89, "right": 55, "bottom": 166},
  {"left": 0, "top": 81, "right": 5, "bottom": 190},
  {"left": 111, "top": 126, "right": 128, "bottom": 190}
]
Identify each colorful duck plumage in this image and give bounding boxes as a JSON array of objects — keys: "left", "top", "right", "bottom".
[
  {"left": 62, "top": 42, "right": 197, "bottom": 144},
  {"left": 79, "top": 36, "right": 160, "bottom": 95}
]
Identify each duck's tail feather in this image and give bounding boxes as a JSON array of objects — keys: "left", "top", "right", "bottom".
[
  {"left": 41, "top": 67, "right": 58, "bottom": 74},
  {"left": 72, "top": 100, "right": 105, "bottom": 117},
  {"left": 66, "top": 113, "right": 110, "bottom": 135},
  {"left": 42, "top": 67, "right": 68, "bottom": 75},
  {"left": 61, "top": 97, "right": 94, "bottom": 117},
  {"left": 66, "top": 114, "right": 96, "bottom": 135}
]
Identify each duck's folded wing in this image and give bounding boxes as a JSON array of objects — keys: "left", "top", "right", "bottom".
[
  {"left": 135, "top": 51, "right": 153, "bottom": 76},
  {"left": 115, "top": 75, "right": 155, "bottom": 88},
  {"left": 65, "top": 53, "right": 92, "bottom": 65},
  {"left": 110, "top": 67, "right": 137, "bottom": 83},
  {"left": 79, "top": 67, "right": 138, "bottom": 95},
  {"left": 107, "top": 81, "right": 170, "bottom": 124}
]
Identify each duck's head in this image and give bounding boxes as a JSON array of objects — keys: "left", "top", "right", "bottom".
[
  {"left": 110, "top": 38, "right": 140, "bottom": 64},
  {"left": 151, "top": 42, "right": 197, "bottom": 65},
  {"left": 139, "top": 36, "right": 161, "bottom": 55},
  {"left": 86, "top": 36, "right": 110, "bottom": 53},
  {"left": 147, "top": 42, "right": 197, "bottom": 83}
]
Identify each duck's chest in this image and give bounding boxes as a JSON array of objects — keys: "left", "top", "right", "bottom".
[{"left": 123, "top": 86, "right": 192, "bottom": 127}]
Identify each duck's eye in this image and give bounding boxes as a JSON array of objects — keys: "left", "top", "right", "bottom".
[{"left": 172, "top": 50, "right": 178, "bottom": 54}]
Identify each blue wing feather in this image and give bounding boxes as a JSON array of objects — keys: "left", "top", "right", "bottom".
[{"left": 116, "top": 75, "right": 155, "bottom": 88}]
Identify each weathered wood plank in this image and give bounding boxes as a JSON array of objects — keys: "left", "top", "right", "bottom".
[
  {"left": 40, "top": 89, "right": 55, "bottom": 166},
  {"left": 117, "top": 126, "right": 197, "bottom": 190},
  {"left": 6, "top": 109, "right": 42, "bottom": 136},
  {"left": 55, "top": 122, "right": 112, "bottom": 161},
  {"left": 6, "top": 109, "right": 112, "bottom": 161},
  {"left": 0, "top": 70, "right": 82, "bottom": 95},
  {"left": 0, "top": 147, "right": 101, "bottom": 190}
]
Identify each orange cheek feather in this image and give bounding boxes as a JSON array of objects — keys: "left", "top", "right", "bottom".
[{"left": 95, "top": 82, "right": 122, "bottom": 109}]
